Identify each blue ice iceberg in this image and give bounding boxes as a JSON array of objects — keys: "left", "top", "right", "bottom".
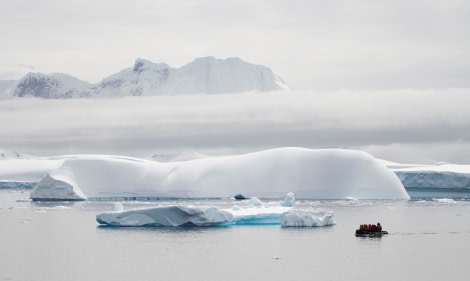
[{"left": 96, "top": 193, "right": 336, "bottom": 227}]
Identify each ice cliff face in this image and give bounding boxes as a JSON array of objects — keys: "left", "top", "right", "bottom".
[
  {"left": 391, "top": 163, "right": 470, "bottom": 189},
  {"left": 1, "top": 57, "right": 288, "bottom": 98}
]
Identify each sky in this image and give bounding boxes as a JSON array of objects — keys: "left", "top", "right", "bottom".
[
  {"left": 1, "top": 0, "right": 470, "bottom": 163},
  {"left": 1, "top": 0, "right": 469, "bottom": 90}
]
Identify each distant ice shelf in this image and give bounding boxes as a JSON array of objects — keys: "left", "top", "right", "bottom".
[{"left": 388, "top": 162, "right": 470, "bottom": 189}]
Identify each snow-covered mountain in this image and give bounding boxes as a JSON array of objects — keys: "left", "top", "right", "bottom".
[
  {"left": 0, "top": 57, "right": 288, "bottom": 98},
  {"left": 94, "top": 58, "right": 171, "bottom": 97},
  {"left": 1, "top": 72, "right": 92, "bottom": 98},
  {"left": 0, "top": 80, "right": 15, "bottom": 95},
  {"left": 0, "top": 149, "right": 34, "bottom": 159}
]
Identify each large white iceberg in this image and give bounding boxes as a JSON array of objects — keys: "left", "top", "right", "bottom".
[{"left": 31, "top": 148, "right": 410, "bottom": 201}]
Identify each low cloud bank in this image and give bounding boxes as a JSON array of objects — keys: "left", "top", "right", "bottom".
[{"left": 1, "top": 88, "right": 469, "bottom": 163}]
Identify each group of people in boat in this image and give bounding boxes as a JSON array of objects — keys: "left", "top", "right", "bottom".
[{"left": 359, "top": 222, "right": 382, "bottom": 232}]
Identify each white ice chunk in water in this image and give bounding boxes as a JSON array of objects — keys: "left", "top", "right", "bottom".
[
  {"left": 249, "top": 197, "right": 264, "bottom": 207},
  {"left": 432, "top": 198, "right": 456, "bottom": 204},
  {"left": 113, "top": 202, "right": 123, "bottom": 211},
  {"left": 280, "top": 192, "right": 295, "bottom": 207},
  {"left": 280, "top": 208, "right": 335, "bottom": 227}
]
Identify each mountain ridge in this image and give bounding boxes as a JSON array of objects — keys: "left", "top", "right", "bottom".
[{"left": 1, "top": 57, "right": 288, "bottom": 99}]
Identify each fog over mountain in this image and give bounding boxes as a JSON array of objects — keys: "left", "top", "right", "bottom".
[
  {"left": 0, "top": 57, "right": 287, "bottom": 99},
  {"left": 1, "top": 88, "right": 469, "bottom": 164}
]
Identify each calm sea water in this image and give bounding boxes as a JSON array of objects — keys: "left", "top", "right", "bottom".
[{"left": 1, "top": 189, "right": 469, "bottom": 281}]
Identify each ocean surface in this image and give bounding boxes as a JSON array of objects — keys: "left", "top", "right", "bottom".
[{"left": 1, "top": 189, "right": 469, "bottom": 281}]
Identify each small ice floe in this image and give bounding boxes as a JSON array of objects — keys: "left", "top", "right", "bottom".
[
  {"left": 249, "top": 197, "right": 264, "bottom": 207},
  {"left": 432, "top": 198, "right": 456, "bottom": 204},
  {"left": 231, "top": 205, "right": 241, "bottom": 211},
  {"left": 113, "top": 202, "right": 124, "bottom": 211},
  {"left": 35, "top": 205, "right": 70, "bottom": 212},
  {"left": 51, "top": 206, "right": 70, "bottom": 210},
  {"left": 280, "top": 192, "right": 295, "bottom": 207},
  {"left": 280, "top": 208, "right": 335, "bottom": 227}
]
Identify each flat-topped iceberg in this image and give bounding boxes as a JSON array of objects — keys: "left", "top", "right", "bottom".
[
  {"left": 31, "top": 148, "right": 410, "bottom": 201},
  {"left": 96, "top": 205, "right": 233, "bottom": 227},
  {"left": 389, "top": 162, "right": 470, "bottom": 189}
]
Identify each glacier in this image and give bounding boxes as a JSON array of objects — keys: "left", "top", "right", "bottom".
[
  {"left": 0, "top": 57, "right": 288, "bottom": 99},
  {"left": 96, "top": 193, "right": 336, "bottom": 227},
  {"left": 30, "top": 148, "right": 410, "bottom": 201}
]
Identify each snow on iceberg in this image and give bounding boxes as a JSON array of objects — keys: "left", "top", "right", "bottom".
[{"left": 31, "top": 148, "right": 410, "bottom": 201}]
